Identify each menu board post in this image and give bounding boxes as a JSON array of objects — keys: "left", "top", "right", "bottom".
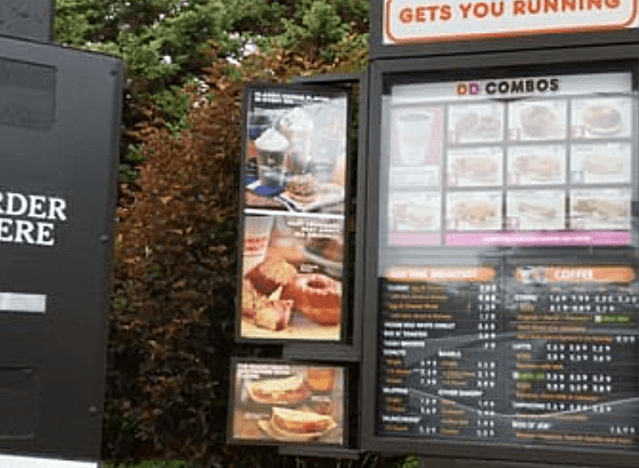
[{"left": 361, "top": 45, "right": 639, "bottom": 467}]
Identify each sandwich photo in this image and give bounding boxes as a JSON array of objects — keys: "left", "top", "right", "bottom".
[
  {"left": 513, "top": 153, "right": 561, "bottom": 181},
  {"left": 582, "top": 104, "right": 622, "bottom": 136},
  {"left": 451, "top": 155, "right": 500, "bottom": 183},
  {"left": 581, "top": 152, "right": 623, "bottom": 176},
  {"left": 454, "top": 111, "right": 501, "bottom": 141},
  {"left": 245, "top": 374, "right": 310, "bottom": 405},
  {"left": 258, "top": 407, "right": 337, "bottom": 442},
  {"left": 453, "top": 200, "right": 497, "bottom": 228},
  {"left": 517, "top": 201, "right": 556, "bottom": 220},
  {"left": 519, "top": 104, "right": 562, "bottom": 139},
  {"left": 573, "top": 199, "right": 628, "bottom": 219}
]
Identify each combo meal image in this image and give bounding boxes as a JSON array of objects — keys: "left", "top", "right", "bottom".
[
  {"left": 570, "top": 189, "right": 632, "bottom": 230},
  {"left": 243, "top": 88, "right": 348, "bottom": 215},
  {"left": 571, "top": 143, "right": 631, "bottom": 184},
  {"left": 389, "top": 193, "right": 440, "bottom": 232},
  {"left": 447, "top": 147, "right": 503, "bottom": 186},
  {"left": 507, "top": 190, "right": 565, "bottom": 231},
  {"left": 240, "top": 213, "right": 343, "bottom": 341},
  {"left": 510, "top": 100, "right": 566, "bottom": 140},
  {"left": 446, "top": 192, "right": 502, "bottom": 231},
  {"left": 572, "top": 97, "right": 631, "bottom": 138},
  {"left": 448, "top": 103, "right": 503, "bottom": 143},
  {"left": 231, "top": 362, "right": 345, "bottom": 445},
  {"left": 507, "top": 145, "right": 565, "bottom": 185}
]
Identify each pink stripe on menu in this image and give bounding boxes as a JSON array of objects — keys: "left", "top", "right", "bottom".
[{"left": 445, "top": 231, "right": 631, "bottom": 247}]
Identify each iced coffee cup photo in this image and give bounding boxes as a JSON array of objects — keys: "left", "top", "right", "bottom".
[{"left": 255, "top": 128, "right": 289, "bottom": 188}]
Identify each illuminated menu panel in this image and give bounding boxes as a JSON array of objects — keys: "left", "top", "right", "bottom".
[
  {"left": 380, "top": 72, "right": 636, "bottom": 256},
  {"left": 377, "top": 262, "right": 639, "bottom": 448}
]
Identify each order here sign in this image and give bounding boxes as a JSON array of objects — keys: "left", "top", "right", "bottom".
[{"left": 384, "top": 0, "right": 638, "bottom": 44}]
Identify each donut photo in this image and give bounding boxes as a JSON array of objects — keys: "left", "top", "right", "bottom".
[{"left": 240, "top": 212, "right": 344, "bottom": 341}]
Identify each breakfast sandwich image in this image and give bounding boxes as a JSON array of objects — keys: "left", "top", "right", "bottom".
[
  {"left": 448, "top": 103, "right": 504, "bottom": 143},
  {"left": 570, "top": 143, "right": 631, "bottom": 185},
  {"left": 570, "top": 188, "right": 631, "bottom": 230},
  {"left": 572, "top": 97, "right": 632, "bottom": 139},
  {"left": 446, "top": 191, "right": 503, "bottom": 231},
  {"left": 447, "top": 147, "right": 503, "bottom": 187},
  {"left": 231, "top": 362, "right": 345, "bottom": 446},
  {"left": 509, "top": 100, "right": 567, "bottom": 141},
  {"left": 507, "top": 145, "right": 566, "bottom": 185},
  {"left": 507, "top": 190, "right": 565, "bottom": 231}
]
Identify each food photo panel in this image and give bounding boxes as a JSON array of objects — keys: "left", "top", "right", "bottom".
[
  {"left": 447, "top": 146, "right": 504, "bottom": 187},
  {"left": 229, "top": 361, "right": 346, "bottom": 446},
  {"left": 387, "top": 191, "right": 441, "bottom": 247},
  {"left": 507, "top": 145, "right": 566, "bottom": 186},
  {"left": 242, "top": 85, "right": 349, "bottom": 214},
  {"left": 240, "top": 211, "right": 344, "bottom": 341},
  {"left": 569, "top": 188, "right": 632, "bottom": 231},
  {"left": 571, "top": 96, "right": 633, "bottom": 139},
  {"left": 570, "top": 143, "right": 632, "bottom": 185},
  {"left": 507, "top": 190, "right": 566, "bottom": 231},
  {"left": 446, "top": 191, "right": 503, "bottom": 231},
  {"left": 509, "top": 99, "right": 567, "bottom": 141},
  {"left": 447, "top": 102, "right": 504, "bottom": 144},
  {"left": 389, "top": 105, "right": 443, "bottom": 188}
]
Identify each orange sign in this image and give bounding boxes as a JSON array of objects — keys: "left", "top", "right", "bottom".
[
  {"left": 386, "top": 266, "right": 496, "bottom": 282},
  {"left": 384, "top": 0, "right": 638, "bottom": 44},
  {"left": 515, "top": 266, "right": 636, "bottom": 283}
]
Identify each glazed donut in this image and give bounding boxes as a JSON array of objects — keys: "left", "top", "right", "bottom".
[{"left": 281, "top": 273, "right": 341, "bottom": 325}]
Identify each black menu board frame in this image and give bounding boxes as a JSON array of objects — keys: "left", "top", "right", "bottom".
[
  {"left": 236, "top": 83, "right": 353, "bottom": 344},
  {"left": 360, "top": 44, "right": 639, "bottom": 467}
]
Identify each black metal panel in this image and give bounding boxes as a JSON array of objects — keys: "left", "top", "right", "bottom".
[
  {"left": 0, "top": 36, "right": 122, "bottom": 462},
  {"left": 361, "top": 45, "right": 639, "bottom": 467},
  {"left": 0, "top": 0, "right": 53, "bottom": 43},
  {"left": 370, "top": 1, "right": 639, "bottom": 61}
]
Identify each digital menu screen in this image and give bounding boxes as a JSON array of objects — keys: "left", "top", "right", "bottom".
[
  {"left": 381, "top": 72, "right": 636, "bottom": 249},
  {"left": 238, "top": 85, "right": 349, "bottom": 341},
  {"left": 377, "top": 262, "right": 638, "bottom": 449},
  {"left": 376, "top": 70, "right": 639, "bottom": 451}
]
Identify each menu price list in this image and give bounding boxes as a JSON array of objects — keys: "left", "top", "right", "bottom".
[{"left": 376, "top": 264, "right": 639, "bottom": 450}]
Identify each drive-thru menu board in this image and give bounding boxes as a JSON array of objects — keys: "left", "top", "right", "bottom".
[
  {"left": 376, "top": 70, "right": 639, "bottom": 450},
  {"left": 378, "top": 261, "right": 638, "bottom": 448},
  {"left": 382, "top": 71, "right": 635, "bottom": 250}
]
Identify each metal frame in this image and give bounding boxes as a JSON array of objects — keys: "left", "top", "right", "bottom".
[
  {"left": 361, "top": 44, "right": 639, "bottom": 467},
  {"left": 370, "top": 0, "right": 639, "bottom": 60}
]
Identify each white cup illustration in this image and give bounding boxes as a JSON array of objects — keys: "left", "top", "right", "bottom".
[
  {"left": 243, "top": 215, "right": 275, "bottom": 272},
  {"left": 396, "top": 111, "right": 434, "bottom": 166}
]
